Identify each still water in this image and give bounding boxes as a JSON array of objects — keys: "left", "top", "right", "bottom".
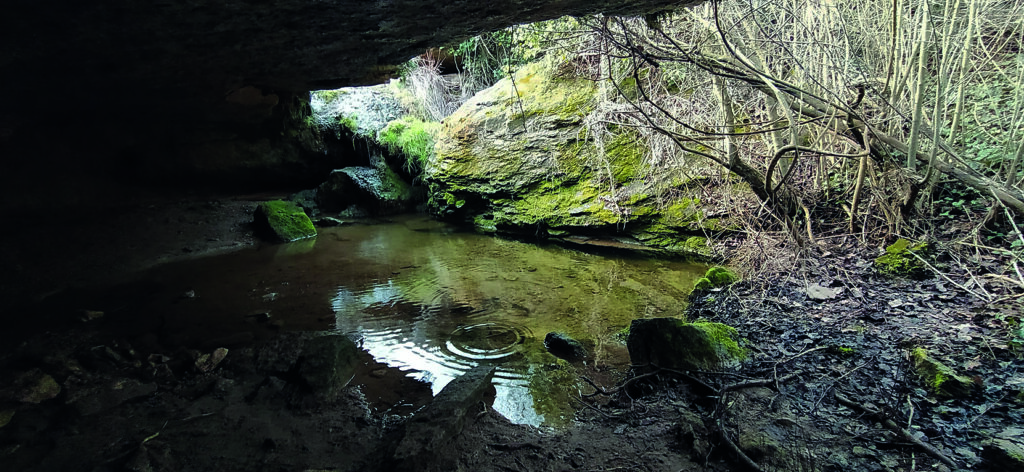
[{"left": 138, "top": 215, "right": 707, "bottom": 426}]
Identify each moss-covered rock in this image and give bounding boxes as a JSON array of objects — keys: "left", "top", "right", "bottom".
[
  {"left": 254, "top": 200, "right": 317, "bottom": 243},
  {"left": 0, "top": 409, "right": 13, "bottom": 428},
  {"left": 316, "top": 165, "right": 416, "bottom": 215},
  {"left": 910, "top": 347, "right": 975, "bottom": 398},
  {"left": 424, "top": 58, "right": 736, "bottom": 259},
  {"left": 627, "top": 317, "right": 746, "bottom": 371},
  {"left": 875, "top": 239, "right": 929, "bottom": 278},
  {"left": 693, "top": 266, "right": 738, "bottom": 291}
]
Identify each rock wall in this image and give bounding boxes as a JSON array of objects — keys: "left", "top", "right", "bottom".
[{"left": 426, "top": 59, "right": 735, "bottom": 258}]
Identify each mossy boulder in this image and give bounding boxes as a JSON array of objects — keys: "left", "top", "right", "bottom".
[
  {"left": 316, "top": 165, "right": 416, "bottom": 215},
  {"left": 693, "top": 266, "right": 738, "bottom": 291},
  {"left": 910, "top": 347, "right": 975, "bottom": 398},
  {"left": 627, "top": 318, "right": 746, "bottom": 371},
  {"left": 875, "top": 239, "right": 929, "bottom": 278},
  {"left": 425, "top": 58, "right": 736, "bottom": 259},
  {"left": 254, "top": 200, "right": 317, "bottom": 243}
]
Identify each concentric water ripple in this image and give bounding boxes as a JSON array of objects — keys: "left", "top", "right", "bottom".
[{"left": 444, "top": 322, "right": 531, "bottom": 361}]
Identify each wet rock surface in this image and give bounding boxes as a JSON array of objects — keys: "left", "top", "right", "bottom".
[
  {"left": 316, "top": 166, "right": 417, "bottom": 216},
  {"left": 544, "top": 332, "right": 589, "bottom": 361}
]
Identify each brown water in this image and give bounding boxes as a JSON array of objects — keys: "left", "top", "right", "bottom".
[{"left": 120, "top": 215, "right": 707, "bottom": 427}]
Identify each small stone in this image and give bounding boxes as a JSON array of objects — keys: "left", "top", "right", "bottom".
[
  {"left": 14, "top": 369, "right": 61, "bottom": 404},
  {"left": 0, "top": 409, "right": 14, "bottom": 428},
  {"left": 909, "top": 348, "right": 976, "bottom": 398},
  {"left": 195, "top": 348, "right": 229, "bottom": 372},
  {"left": 313, "top": 217, "right": 348, "bottom": 227},
  {"left": 79, "top": 310, "right": 104, "bottom": 322},
  {"left": 805, "top": 283, "right": 837, "bottom": 301},
  {"left": 544, "top": 332, "right": 588, "bottom": 360}
]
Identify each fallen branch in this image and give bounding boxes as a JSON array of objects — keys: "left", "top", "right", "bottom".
[
  {"left": 906, "top": 250, "right": 992, "bottom": 302},
  {"left": 835, "top": 392, "right": 958, "bottom": 469}
]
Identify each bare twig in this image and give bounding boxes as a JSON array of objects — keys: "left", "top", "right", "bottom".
[{"left": 835, "top": 392, "right": 958, "bottom": 469}]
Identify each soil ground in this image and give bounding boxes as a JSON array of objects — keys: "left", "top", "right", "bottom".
[{"left": 1, "top": 195, "right": 1022, "bottom": 471}]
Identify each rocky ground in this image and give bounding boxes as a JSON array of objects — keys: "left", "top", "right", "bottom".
[{"left": 1, "top": 197, "right": 1022, "bottom": 472}]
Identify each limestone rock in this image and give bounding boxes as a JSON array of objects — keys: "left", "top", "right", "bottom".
[
  {"left": 298, "top": 334, "right": 361, "bottom": 399},
  {"left": 805, "top": 283, "right": 837, "bottom": 301},
  {"left": 544, "top": 332, "right": 588, "bottom": 361},
  {"left": 909, "top": 348, "right": 976, "bottom": 398},
  {"left": 385, "top": 366, "right": 497, "bottom": 470},
  {"left": 254, "top": 200, "right": 317, "bottom": 243},
  {"left": 627, "top": 318, "right": 746, "bottom": 371},
  {"left": 316, "top": 166, "right": 415, "bottom": 215},
  {"left": 425, "top": 58, "right": 732, "bottom": 258}
]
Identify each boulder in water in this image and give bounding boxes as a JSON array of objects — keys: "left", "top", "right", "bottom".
[
  {"left": 253, "top": 200, "right": 317, "bottom": 242},
  {"left": 544, "top": 332, "right": 588, "bottom": 361}
]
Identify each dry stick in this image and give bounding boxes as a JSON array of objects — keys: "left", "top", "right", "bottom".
[
  {"left": 905, "top": 250, "right": 992, "bottom": 302},
  {"left": 834, "top": 393, "right": 958, "bottom": 469},
  {"left": 716, "top": 417, "right": 765, "bottom": 472}
]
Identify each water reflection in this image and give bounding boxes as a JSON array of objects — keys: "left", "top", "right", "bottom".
[
  {"left": 133, "top": 215, "right": 705, "bottom": 427},
  {"left": 328, "top": 216, "right": 707, "bottom": 426}
]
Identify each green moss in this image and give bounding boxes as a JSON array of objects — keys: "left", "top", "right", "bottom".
[
  {"left": 0, "top": 409, "right": 13, "bottom": 429},
  {"left": 338, "top": 114, "right": 359, "bottom": 134},
  {"left": 692, "top": 321, "right": 747, "bottom": 361},
  {"left": 473, "top": 214, "right": 497, "bottom": 232},
  {"left": 875, "top": 239, "right": 930, "bottom": 278},
  {"left": 694, "top": 266, "right": 737, "bottom": 290},
  {"left": 378, "top": 116, "right": 442, "bottom": 173},
  {"left": 828, "top": 345, "right": 856, "bottom": 356},
  {"left": 910, "top": 347, "right": 974, "bottom": 397},
  {"left": 503, "top": 180, "right": 619, "bottom": 228},
  {"left": 604, "top": 131, "right": 646, "bottom": 184},
  {"left": 255, "top": 200, "right": 317, "bottom": 243},
  {"left": 705, "top": 266, "right": 738, "bottom": 286},
  {"left": 314, "top": 89, "right": 349, "bottom": 102},
  {"left": 628, "top": 318, "right": 746, "bottom": 370},
  {"left": 660, "top": 199, "right": 703, "bottom": 227}
]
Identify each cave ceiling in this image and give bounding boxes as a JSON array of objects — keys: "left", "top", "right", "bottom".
[{"left": 1, "top": 0, "right": 688, "bottom": 110}]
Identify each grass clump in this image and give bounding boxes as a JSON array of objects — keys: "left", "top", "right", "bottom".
[{"left": 378, "top": 116, "right": 441, "bottom": 173}]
